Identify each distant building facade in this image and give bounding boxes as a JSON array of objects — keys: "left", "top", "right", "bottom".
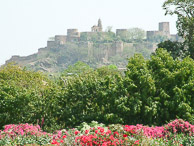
[{"left": 146, "top": 22, "right": 181, "bottom": 42}]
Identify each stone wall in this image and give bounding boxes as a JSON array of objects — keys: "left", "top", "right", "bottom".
[
  {"left": 55, "top": 35, "right": 66, "bottom": 45},
  {"left": 146, "top": 31, "right": 163, "bottom": 41},
  {"left": 88, "top": 41, "right": 124, "bottom": 61},
  {"left": 114, "top": 41, "right": 124, "bottom": 54},
  {"left": 47, "top": 41, "right": 56, "bottom": 48},
  {"left": 66, "top": 29, "right": 80, "bottom": 42},
  {"left": 67, "top": 29, "right": 79, "bottom": 37},
  {"left": 146, "top": 22, "right": 176, "bottom": 41}
]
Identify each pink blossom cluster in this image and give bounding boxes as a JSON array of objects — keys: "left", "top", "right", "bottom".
[
  {"left": 51, "top": 126, "right": 139, "bottom": 146},
  {"left": 1, "top": 119, "right": 194, "bottom": 145},
  {"left": 0, "top": 123, "right": 50, "bottom": 139},
  {"left": 124, "top": 119, "right": 194, "bottom": 138},
  {"left": 74, "top": 127, "right": 128, "bottom": 146},
  {"left": 124, "top": 124, "right": 165, "bottom": 138},
  {"left": 164, "top": 119, "right": 194, "bottom": 135}
]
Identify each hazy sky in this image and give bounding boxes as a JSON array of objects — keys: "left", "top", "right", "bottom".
[{"left": 0, "top": 0, "right": 177, "bottom": 65}]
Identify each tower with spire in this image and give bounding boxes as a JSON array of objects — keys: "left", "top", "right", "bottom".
[
  {"left": 98, "top": 18, "right": 102, "bottom": 31},
  {"left": 91, "top": 19, "right": 103, "bottom": 32}
]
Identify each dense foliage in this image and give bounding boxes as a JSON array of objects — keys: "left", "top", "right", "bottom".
[
  {"left": 157, "top": 40, "right": 187, "bottom": 59},
  {"left": 124, "top": 48, "right": 194, "bottom": 125},
  {"left": 57, "top": 64, "right": 122, "bottom": 127},
  {"left": 0, "top": 64, "right": 62, "bottom": 131},
  {"left": 1, "top": 49, "right": 194, "bottom": 132}
]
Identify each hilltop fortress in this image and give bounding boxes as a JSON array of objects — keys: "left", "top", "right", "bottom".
[
  {"left": 47, "top": 19, "right": 179, "bottom": 46},
  {"left": 46, "top": 19, "right": 124, "bottom": 58},
  {"left": 44, "top": 19, "right": 178, "bottom": 59},
  {"left": 6, "top": 19, "right": 181, "bottom": 72}
]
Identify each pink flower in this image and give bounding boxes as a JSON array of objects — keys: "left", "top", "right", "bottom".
[
  {"left": 51, "top": 140, "right": 60, "bottom": 145},
  {"left": 100, "top": 128, "right": 104, "bottom": 133},
  {"left": 75, "top": 131, "right": 79, "bottom": 135},
  {"left": 85, "top": 130, "right": 89, "bottom": 134},
  {"left": 60, "top": 139, "right": 64, "bottom": 143},
  {"left": 134, "top": 140, "right": 139, "bottom": 145},
  {"left": 95, "top": 130, "right": 98, "bottom": 134},
  {"left": 113, "top": 131, "right": 119, "bottom": 136},
  {"left": 20, "top": 129, "right": 24, "bottom": 136}
]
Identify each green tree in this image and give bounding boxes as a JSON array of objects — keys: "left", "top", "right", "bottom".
[
  {"left": 117, "top": 28, "right": 146, "bottom": 42},
  {"left": 157, "top": 40, "right": 187, "bottom": 59},
  {"left": 0, "top": 64, "right": 62, "bottom": 131},
  {"left": 58, "top": 66, "right": 122, "bottom": 127},
  {"left": 62, "top": 61, "right": 93, "bottom": 76},
  {"left": 103, "top": 31, "right": 116, "bottom": 42},
  {"left": 122, "top": 48, "right": 194, "bottom": 125},
  {"left": 163, "top": 0, "right": 194, "bottom": 58},
  {"left": 105, "top": 26, "right": 113, "bottom": 32},
  {"left": 127, "top": 28, "right": 146, "bottom": 41}
]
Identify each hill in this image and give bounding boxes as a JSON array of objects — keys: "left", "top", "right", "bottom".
[{"left": 5, "top": 19, "right": 179, "bottom": 72}]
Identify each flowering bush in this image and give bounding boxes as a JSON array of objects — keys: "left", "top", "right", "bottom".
[
  {"left": 164, "top": 119, "right": 194, "bottom": 135},
  {"left": 0, "top": 123, "right": 52, "bottom": 145},
  {"left": 0, "top": 119, "right": 194, "bottom": 146}
]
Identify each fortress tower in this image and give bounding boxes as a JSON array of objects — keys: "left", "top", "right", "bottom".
[
  {"left": 67, "top": 29, "right": 80, "bottom": 42},
  {"left": 159, "top": 22, "right": 170, "bottom": 35},
  {"left": 146, "top": 22, "right": 171, "bottom": 41},
  {"left": 98, "top": 19, "right": 102, "bottom": 31}
]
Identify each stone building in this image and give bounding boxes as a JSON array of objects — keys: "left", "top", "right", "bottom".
[
  {"left": 46, "top": 20, "right": 181, "bottom": 61},
  {"left": 159, "top": 22, "right": 170, "bottom": 35},
  {"left": 146, "top": 22, "right": 170, "bottom": 41},
  {"left": 146, "top": 31, "right": 163, "bottom": 40},
  {"left": 45, "top": 19, "right": 126, "bottom": 63},
  {"left": 146, "top": 22, "right": 180, "bottom": 42},
  {"left": 46, "top": 20, "right": 181, "bottom": 55},
  {"left": 67, "top": 29, "right": 80, "bottom": 42},
  {"left": 91, "top": 19, "right": 103, "bottom": 32},
  {"left": 47, "top": 19, "right": 104, "bottom": 47}
]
